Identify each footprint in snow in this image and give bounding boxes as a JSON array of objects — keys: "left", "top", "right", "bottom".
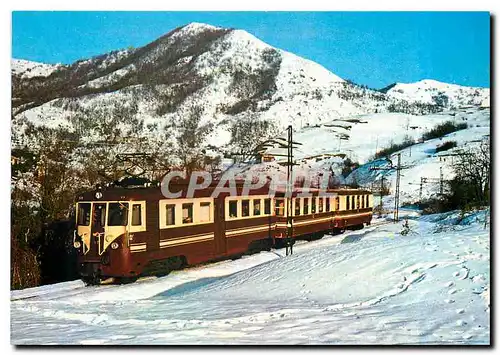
[
  {"left": 456, "top": 309, "right": 465, "bottom": 314},
  {"left": 448, "top": 289, "right": 457, "bottom": 295},
  {"left": 456, "top": 320, "right": 467, "bottom": 326},
  {"left": 445, "top": 281, "right": 454, "bottom": 288},
  {"left": 444, "top": 299, "right": 455, "bottom": 304}
]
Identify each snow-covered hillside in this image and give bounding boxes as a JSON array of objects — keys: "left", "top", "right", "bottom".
[
  {"left": 11, "top": 22, "right": 489, "bottom": 157},
  {"left": 10, "top": 210, "right": 490, "bottom": 344},
  {"left": 11, "top": 59, "right": 64, "bottom": 79},
  {"left": 385, "top": 79, "right": 490, "bottom": 109}
]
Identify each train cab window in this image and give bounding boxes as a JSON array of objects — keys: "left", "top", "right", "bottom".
[
  {"left": 346, "top": 196, "right": 350, "bottom": 210},
  {"left": 182, "top": 203, "right": 193, "bottom": 224},
  {"left": 131, "top": 204, "right": 142, "bottom": 226},
  {"left": 94, "top": 203, "right": 107, "bottom": 227},
  {"left": 335, "top": 197, "right": 340, "bottom": 211},
  {"left": 199, "top": 202, "right": 211, "bottom": 222},
  {"left": 319, "top": 198, "right": 324, "bottom": 213},
  {"left": 275, "top": 199, "right": 285, "bottom": 216},
  {"left": 77, "top": 203, "right": 91, "bottom": 226},
  {"left": 229, "top": 201, "right": 238, "bottom": 218},
  {"left": 326, "top": 197, "right": 330, "bottom": 212},
  {"left": 366, "top": 195, "right": 369, "bottom": 208},
  {"left": 166, "top": 204, "right": 176, "bottom": 225},
  {"left": 108, "top": 203, "right": 129, "bottom": 226},
  {"left": 311, "top": 198, "right": 316, "bottom": 213},
  {"left": 303, "top": 198, "right": 309, "bottom": 215},
  {"left": 294, "top": 198, "right": 301, "bottom": 216},
  {"left": 253, "top": 199, "right": 261, "bottom": 216},
  {"left": 264, "top": 199, "right": 271, "bottom": 215},
  {"left": 242, "top": 200, "right": 250, "bottom": 217}
]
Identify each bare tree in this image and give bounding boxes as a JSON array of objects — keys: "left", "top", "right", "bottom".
[
  {"left": 229, "top": 113, "right": 279, "bottom": 163},
  {"left": 174, "top": 106, "right": 215, "bottom": 175},
  {"left": 447, "top": 139, "right": 490, "bottom": 209}
]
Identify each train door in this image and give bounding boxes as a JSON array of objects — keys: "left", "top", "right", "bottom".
[
  {"left": 90, "top": 203, "right": 107, "bottom": 257},
  {"left": 214, "top": 197, "right": 227, "bottom": 256}
]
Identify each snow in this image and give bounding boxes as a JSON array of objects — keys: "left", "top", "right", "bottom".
[
  {"left": 84, "top": 65, "right": 135, "bottom": 89},
  {"left": 9, "top": 24, "right": 491, "bottom": 344},
  {"left": 11, "top": 59, "right": 63, "bottom": 79},
  {"left": 386, "top": 79, "right": 489, "bottom": 108},
  {"left": 11, "top": 23, "right": 491, "bottom": 160},
  {"left": 10, "top": 211, "right": 490, "bottom": 344}
]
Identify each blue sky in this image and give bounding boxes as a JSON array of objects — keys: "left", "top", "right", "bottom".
[{"left": 11, "top": 11, "right": 490, "bottom": 88}]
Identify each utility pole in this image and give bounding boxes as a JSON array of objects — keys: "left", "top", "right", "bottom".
[
  {"left": 439, "top": 166, "right": 443, "bottom": 195},
  {"left": 369, "top": 153, "right": 402, "bottom": 221},
  {"left": 286, "top": 125, "right": 294, "bottom": 256},
  {"left": 394, "top": 153, "right": 401, "bottom": 222},
  {"left": 420, "top": 177, "right": 425, "bottom": 201},
  {"left": 379, "top": 175, "right": 385, "bottom": 215}
]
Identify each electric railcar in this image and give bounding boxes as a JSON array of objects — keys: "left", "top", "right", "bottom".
[{"left": 73, "top": 180, "right": 373, "bottom": 284}]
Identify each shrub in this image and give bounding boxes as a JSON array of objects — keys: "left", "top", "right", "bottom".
[
  {"left": 422, "top": 121, "right": 467, "bottom": 141},
  {"left": 341, "top": 158, "right": 359, "bottom": 178},
  {"left": 374, "top": 135, "right": 414, "bottom": 160},
  {"left": 435, "top": 141, "right": 457, "bottom": 153}
]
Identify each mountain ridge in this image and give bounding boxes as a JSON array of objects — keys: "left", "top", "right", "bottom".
[{"left": 11, "top": 22, "right": 490, "bottom": 158}]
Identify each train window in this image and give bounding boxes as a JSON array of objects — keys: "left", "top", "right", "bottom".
[
  {"left": 319, "top": 197, "right": 324, "bottom": 213},
  {"left": 253, "top": 199, "right": 261, "bottom": 216},
  {"left": 303, "top": 198, "right": 309, "bottom": 215},
  {"left": 275, "top": 199, "right": 285, "bottom": 216},
  {"left": 352, "top": 196, "right": 355, "bottom": 210},
  {"left": 242, "top": 200, "right": 250, "bottom": 217},
  {"left": 356, "top": 196, "right": 360, "bottom": 209},
  {"left": 199, "top": 202, "right": 211, "bottom": 222},
  {"left": 264, "top": 199, "right": 271, "bottom": 215},
  {"left": 294, "top": 198, "right": 301, "bottom": 216},
  {"left": 77, "top": 203, "right": 91, "bottom": 226},
  {"left": 94, "top": 203, "right": 107, "bottom": 227},
  {"left": 166, "top": 204, "right": 176, "bottom": 225},
  {"left": 346, "top": 196, "right": 350, "bottom": 210},
  {"left": 363, "top": 195, "right": 366, "bottom": 208},
  {"left": 326, "top": 197, "right": 330, "bottom": 212},
  {"left": 311, "top": 198, "right": 316, "bottom": 213},
  {"left": 229, "top": 201, "right": 238, "bottom": 218},
  {"left": 335, "top": 197, "right": 340, "bottom": 211},
  {"left": 108, "top": 203, "right": 129, "bottom": 226},
  {"left": 182, "top": 203, "right": 193, "bottom": 224},
  {"left": 131, "top": 204, "right": 142, "bottom": 226}
]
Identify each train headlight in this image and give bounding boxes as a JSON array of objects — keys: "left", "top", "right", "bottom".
[
  {"left": 105, "top": 235, "right": 114, "bottom": 242},
  {"left": 73, "top": 241, "right": 81, "bottom": 249},
  {"left": 110, "top": 242, "right": 119, "bottom": 250}
]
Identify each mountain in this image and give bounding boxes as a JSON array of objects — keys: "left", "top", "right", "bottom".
[
  {"left": 11, "top": 59, "right": 63, "bottom": 79},
  {"left": 385, "top": 79, "right": 490, "bottom": 109},
  {"left": 11, "top": 22, "right": 490, "bottom": 168}
]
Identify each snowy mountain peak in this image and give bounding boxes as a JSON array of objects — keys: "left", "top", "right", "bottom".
[
  {"left": 172, "top": 22, "right": 224, "bottom": 39},
  {"left": 386, "top": 78, "right": 489, "bottom": 108},
  {"left": 11, "top": 58, "right": 63, "bottom": 79},
  {"left": 182, "top": 22, "right": 221, "bottom": 32}
]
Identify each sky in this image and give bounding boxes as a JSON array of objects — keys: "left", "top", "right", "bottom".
[{"left": 11, "top": 11, "right": 490, "bottom": 89}]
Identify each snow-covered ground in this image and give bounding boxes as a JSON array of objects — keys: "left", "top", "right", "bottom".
[{"left": 10, "top": 210, "right": 490, "bottom": 345}]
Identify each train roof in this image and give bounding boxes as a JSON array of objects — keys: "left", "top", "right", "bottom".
[{"left": 76, "top": 176, "right": 372, "bottom": 202}]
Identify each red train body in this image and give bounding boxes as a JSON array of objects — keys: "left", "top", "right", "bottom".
[{"left": 73, "top": 180, "right": 373, "bottom": 284}]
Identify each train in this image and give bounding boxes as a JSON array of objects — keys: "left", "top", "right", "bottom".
[{"left": 73, "top": 177, "right": 373, "bottom": 285}]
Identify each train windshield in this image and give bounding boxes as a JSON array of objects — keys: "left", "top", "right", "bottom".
[
  {"left": 77, "top": 203, "right": 91, "bottom": 226},
  {"left": 108, "top": 202, "right": 129, "bottom": 226}
]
